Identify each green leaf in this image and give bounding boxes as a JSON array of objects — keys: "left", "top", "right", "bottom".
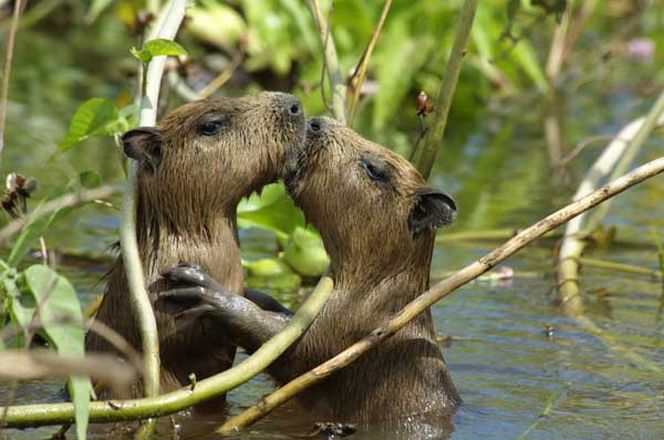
[
  {"left": 20, "top": 265, "right": 90, "bottom": 439},
  {"left": 130, "top": 47, "right": 151, "bottom": 64},
  {"left": 238, "top": 183, "right": 305, "bottom": 236},
  {"left": 280, "top": 226, "right": 329, "bottom": 277},
  {"left": 59, "top": 98, "right": 120, "bottom": 151},
  {"left": 131, "top": 39, "right": 188, "bottom": 64},
  {"left": 8, "top": 206, "right": 62, "bottom": 267}
]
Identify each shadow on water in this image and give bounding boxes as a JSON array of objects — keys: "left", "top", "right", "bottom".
[{"left": 2, "top": 14, "right": 664, "bottom": 440}]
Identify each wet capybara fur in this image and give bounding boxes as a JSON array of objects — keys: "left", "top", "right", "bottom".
[
  {"left": 160, "top": 116, "right": 460, "bottom": 426},
  {"left": 85, "top": 92, "right": 304, "bottom": 400}
]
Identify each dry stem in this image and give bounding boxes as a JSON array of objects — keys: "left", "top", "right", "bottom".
[
  {"left": 346, "top": 0, "right": 393, "bottom": 126},
  {"left": 0, "top": 184, "right": 122, "bottom": 245}
]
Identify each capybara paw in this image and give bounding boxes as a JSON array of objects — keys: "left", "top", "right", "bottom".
[{"left": 161, "top": 264, "right": 221, "bottom": 291}]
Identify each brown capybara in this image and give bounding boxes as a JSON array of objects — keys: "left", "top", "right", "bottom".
[
  {"left": 85, "top": 92, "right": 305, "bottom": 400},
  {"left": 160, "top": 116, "right": 460, "bottom": 429}
]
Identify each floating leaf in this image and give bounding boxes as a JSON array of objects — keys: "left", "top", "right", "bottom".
[
  {"left": 131, "top": 38, "right": 187, "bottom": 64},
  {"left": 59, "top": 98, "right": 120, "bottom": 151}
]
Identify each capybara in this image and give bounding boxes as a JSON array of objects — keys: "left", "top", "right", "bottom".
[{"left": 85, "top": 92, "right": 305, "bottom": 401}]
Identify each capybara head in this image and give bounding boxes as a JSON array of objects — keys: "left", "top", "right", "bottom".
[
  {"left": 284, "top": 116, "right": 456, "bottom": 276},
  {"left": 122, "top": 92, "right": 305, "bottom": 224}
]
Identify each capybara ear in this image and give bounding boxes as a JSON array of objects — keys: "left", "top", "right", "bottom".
[
  {"left": 121, "top": 127, "right": 163, "bottom": 173},
  {"left": 409, "top": 187, "right": 457, "bottom": 235}
]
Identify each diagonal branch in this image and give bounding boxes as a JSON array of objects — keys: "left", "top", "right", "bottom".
[{"left": 220, "top": 155, "right": 664, "bottom": 432}]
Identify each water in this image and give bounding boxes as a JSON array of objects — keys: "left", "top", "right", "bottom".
[{"left": 2, "top": 13, "right": 664, "bottom": 440}]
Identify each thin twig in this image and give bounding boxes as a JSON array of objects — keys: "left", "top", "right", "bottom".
[
  {"left": 197, "top": 53, "right": 243, "bottom": 99},
  {"left": 0, "top": 184, "right": 122, "bottom": 245},
  {"left": 219, "top": 156, "right": 664, "bottom": 432},
  {"left": 346, "top": 0, "right": 393, "bottom": 126},
  {"left": 556, "top": 134, "right": 614, "bottom": 166},
  {"left": 308, "top": 0, "right": 347, "bottom": 123},
  {"left": 412, "top": 0, "right": 478, "bottom": 180},
  {"left": 85, "top": 320, "right": 144, "bottom": 375},
  {"left": 0, "top": 349, "right": 136, "bottom": 388},
  {"left": 0, "top": 0, "right": 24, "bottom": 159}
]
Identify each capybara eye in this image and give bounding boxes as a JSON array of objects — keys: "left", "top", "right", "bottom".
[
  {"left": 197, "top": 117, "right": 229, "bottom": 136},
  {"left": 360, "top": 158, "right": 389, "bottom": 182}
]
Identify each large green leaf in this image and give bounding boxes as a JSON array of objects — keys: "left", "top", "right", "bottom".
[
  {"left": 238, "top": 183, "right": 305, "bottom": 236},
  {"left": 19, "top": 265, "right": 91, "bottom": 439},
  {"left": 58, "top": 98, "right": 122, "bottom": 151}
]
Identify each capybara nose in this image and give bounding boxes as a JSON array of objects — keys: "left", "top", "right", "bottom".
[
  {"left": 307, "top": 117, "right": 325, "bottom": 134},
  {"left": 267, "top": 92, "right": 305, "bottom": 124}
]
